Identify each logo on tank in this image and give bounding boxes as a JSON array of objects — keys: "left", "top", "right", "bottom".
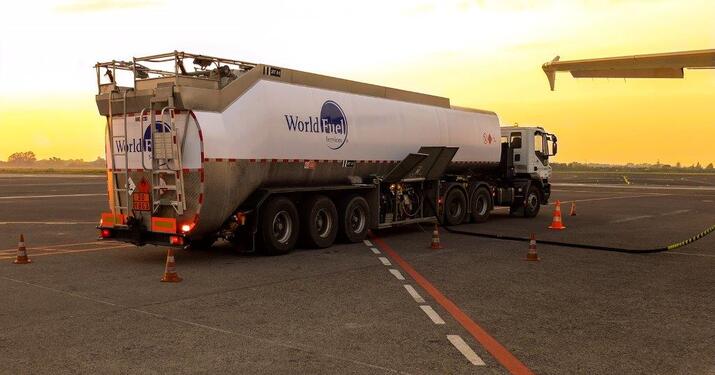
[
  {"left": 113, "top": 121, "right": 171, "bottom": 154},
  {"left": 284, "top": 100, "right": 348, "bottom": 150}
]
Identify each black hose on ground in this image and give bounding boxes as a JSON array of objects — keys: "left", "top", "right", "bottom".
[
  {"left": 427, "top": 198, "right": 715, "bottom": 254},
  {"left": 440, "top": 224, "right": 715, "bottom": 254}
]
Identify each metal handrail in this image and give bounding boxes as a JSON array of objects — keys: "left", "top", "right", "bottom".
[
  {"left": 95, "top": 50, "right": 257, "bottom": 93},
  {"left": 139, "top": 108, "right": 149, "bottom": 171}
]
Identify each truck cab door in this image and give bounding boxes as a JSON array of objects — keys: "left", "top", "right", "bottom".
[
  {"left": 509, "top": 131, "right": 527, "bottom": 174},
  {"left": 532, "top": 131, "right": 553, "bottom": 180}
]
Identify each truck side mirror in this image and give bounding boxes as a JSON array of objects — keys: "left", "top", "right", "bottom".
[{"left": 547, "top": 134, "right": 558, "bottom": 156}]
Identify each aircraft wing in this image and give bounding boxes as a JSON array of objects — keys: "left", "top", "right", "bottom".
[{"left": 542, "top": 49, "right": 715, "bottom": 90}]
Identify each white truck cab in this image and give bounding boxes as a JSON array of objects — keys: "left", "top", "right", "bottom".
[{"left": 501, "top": 126, "right": 558, "bottom": 181}]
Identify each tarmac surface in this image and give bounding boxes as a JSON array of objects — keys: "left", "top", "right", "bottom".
[{"left": 0, "top": 173, "right": 714, "bottom": 374}]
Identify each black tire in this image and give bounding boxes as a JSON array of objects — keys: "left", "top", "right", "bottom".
[
  {"left": 258, "top": 196, "right": 299, "bottom": 255},
  {"left": 338, "top": 195, "right": 370, "bottom": 243},
  {"left": 443, "top": 188, "right": 467, "bottom": 226},
  {"left": 523, "top": 185, "right": 541, "bottom": 218},
  {"left": 470, "top": 187, "right": 492, "bottom": 223},
  {"left": 300, "top": 195, "right": 339, "bottom": 248}
]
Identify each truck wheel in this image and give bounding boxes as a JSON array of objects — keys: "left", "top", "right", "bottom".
[
  {"left": 338, "top": 195, "right": 369, "bottom": 243},
  {"left": 258, "top": 196, "right": 299, "bottom": 255},
  {"left": 470, "top": 187, "right": 492, "bottom": 223},
  {"left": 301, "top": 195, "right": 338, "bottom": 248},
  {"left": 523, "top": 185, "right": 541, "bottom": 218},
  {"left": 443, "top": 188, "right": 467, "bottom": 226}
]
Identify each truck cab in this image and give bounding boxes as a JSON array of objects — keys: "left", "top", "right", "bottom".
[
  {"left": 493, "top": 126, "right": 558, "bottom": 217},
  {"left": 501, "top": 126, "right": 557, "bottom": 180}
]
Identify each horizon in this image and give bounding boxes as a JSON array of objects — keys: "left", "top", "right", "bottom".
[{"left": 1, "top": 0, "right": 714, "bottom": 164}]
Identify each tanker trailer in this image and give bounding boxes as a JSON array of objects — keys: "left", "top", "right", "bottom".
[{"left": 95, "top": 52, "right": 557, "bottom": 254}]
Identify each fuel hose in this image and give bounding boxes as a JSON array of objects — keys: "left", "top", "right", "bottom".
[
  {"left": 440, "top": 224, "right": 715, "bottom": 254},
  {"left": 426, "top": 198, "right": 715, "bottom": 254}
]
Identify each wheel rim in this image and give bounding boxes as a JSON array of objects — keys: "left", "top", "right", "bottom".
[
  {"left": 449, "top": 198, "right": 463, "bottom": 218},
  {"left": 272, "top": 210, "right": 292, "bottom": 244},
  {"left": 349, "top": 205, "right": 366, "bottom": 234},
  {"left": 315, "top": 208, "right": 333, "bottom": 239},
  {"left": 527, "top": 193, "right": 539, "bottom": 211},
  {"left": 476, "top": 195, "right": 488, "bottom": 216}
]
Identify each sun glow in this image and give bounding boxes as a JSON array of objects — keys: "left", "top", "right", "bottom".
[{"left": 1, "top": 0, "right": 713, "bottom": 165}]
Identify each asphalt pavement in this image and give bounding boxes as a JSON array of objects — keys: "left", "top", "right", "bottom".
[{"left": 0, "top": 173, "right": 713, "bottom": 374}]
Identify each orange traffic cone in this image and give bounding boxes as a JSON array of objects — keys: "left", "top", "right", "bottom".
[
  {"left": 160, "top": 248, "right": 182, "bottom": 282},
  {"left": 569, "top": 202, "right": 577, "bottom": 216},
  {"left": 548, "top": 200, "right": 566, "bottom": 230},
  {"left": 13, "top": 234, "right": 32, "bottom": 264},
  {"left": 429, "top": 224, "right": 443, "bottom": 250},
  {"left": 525, "top": 233, "right": 539, "bottom": 261}
]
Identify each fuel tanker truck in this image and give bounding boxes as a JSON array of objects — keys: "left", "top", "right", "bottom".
[{"left": 95, "top": 51, "right": 558, "bottom": 254}]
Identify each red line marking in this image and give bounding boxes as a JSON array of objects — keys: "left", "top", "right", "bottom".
[{"left": 369, "top": 234, "right": 534, "bottom": 375}]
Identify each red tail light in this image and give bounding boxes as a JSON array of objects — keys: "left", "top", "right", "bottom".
[
  {"left": 100, "top": 229, "right": 112, "bottom": 238},
  {"left": 169, "top": 236, "right": 184, "bottom": 246},
  {"left": 235, "top": 212, "right": 247, "bottom": 225}
]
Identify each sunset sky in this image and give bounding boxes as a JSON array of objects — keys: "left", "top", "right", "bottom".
[{"left": 0, "top": 0, "right": 713, "bottom": 165}]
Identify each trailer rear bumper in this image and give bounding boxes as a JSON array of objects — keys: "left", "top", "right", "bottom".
[{"left": 97, "top": 226, "right": 187, "bottom": 248}]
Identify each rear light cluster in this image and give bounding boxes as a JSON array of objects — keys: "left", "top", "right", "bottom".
[
  {"left": 169, "top": 236, "right": 184, "bottom": 246},
  {"left": 180, "top": 224, "right": 193, "bottom": 233},
  {"left": 100, "top": 229, "right": 112, "bottom": 239},
  {"left": 235, "top": 212, "right": 247, "bottom": 225}
]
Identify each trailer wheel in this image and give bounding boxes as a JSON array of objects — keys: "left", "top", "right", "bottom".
[
  {"left": 470, "top": 187, "right": 492, "bottom": 223},
  {"left": 443, "top": 188, "right": 467, "bottom": 226},
  {"left": 301, "top": 195, "right": 339, "bottom": 248},
  {"left": 523, "top": 185, "right": 541, "bottom": 218},
  {"left": 338, "top": 195, "right": 369, "bottom": 243},
  {"left": 258, "top": 196, "right": 299, "bottom": 255}
]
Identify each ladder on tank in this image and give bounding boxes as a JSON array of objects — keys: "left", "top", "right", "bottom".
[
  {"left": 141, "top": 97, "right": 186, "bottom": 215},
  {"left": 107, "top": 89, "right": 132, "bottom": 226}
]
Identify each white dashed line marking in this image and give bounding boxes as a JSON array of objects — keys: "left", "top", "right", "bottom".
[
  {"left": 447, "top": 335, "right": 486, "bottom": 366},
  {"left": 370, "top": 247, "right": 381, "bottom": 254},
  {"left": 420, "top": 305, "right": 446, "bottom": 325},
  {"left": 0, "top": 193, "right": 107, "bottom": 200},
  {"left": 611, "top": 215, "right": 654, "bottom": 223},
  {"left": 0, "top": 221, "right": 98, "bottom": 225},
  {"left": 403, "top": 284, "right": 425, "bottom": 303},
  {"left": 363, "top": 240, "right": 373, "bottom": 247},
  {"left": 389, "top": 269, "right": 405, "bottom": 280},
  {"left": 378, "top": 257, "right": 392, "bottom": 266},
  {"left": 660, "top": 209, "right": 690, "bottom": 216}
]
